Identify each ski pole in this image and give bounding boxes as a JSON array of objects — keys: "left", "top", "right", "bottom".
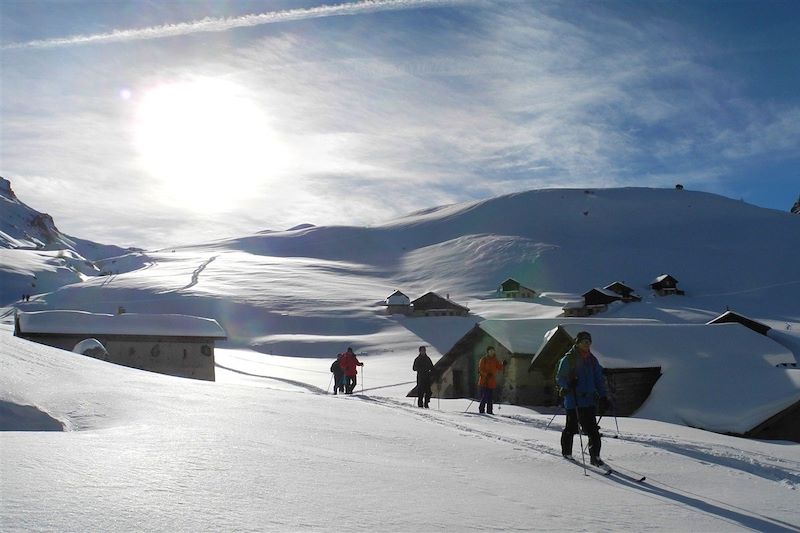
[
  {"left": 611, "top": 374, "right": 621, "bottom": 438},
  {"left": 545, "top": 409, "right": 560, "bottom": 431},
  {"left": 464, "top": 398, "right": 475, "bottom": 413},
  {"left": 573, "top": 391, "right": 588, "bottom": 476},
  {"left": 545, "top": 412, "right": 558, "bottom": 430},
  {"left": 361, "top": 366, "right": 364, "bottom": 393},
  {"left": 327, "top": 373, "right": 333, "bottom": 393}
]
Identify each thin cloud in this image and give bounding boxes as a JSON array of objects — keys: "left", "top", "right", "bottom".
[{"left": 2, "top": 0, "right": 463, "bottom": 50}]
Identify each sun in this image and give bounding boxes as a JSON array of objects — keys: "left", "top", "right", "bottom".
[{"left": 134, "top": 78, "right": 286, "bottom": 210}]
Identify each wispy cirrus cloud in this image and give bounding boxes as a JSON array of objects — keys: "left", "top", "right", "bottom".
[
  {"left": 2, "top": 0, "right": 798, "bottom": 249},
  {"left": 1, "top": 0, "right": 464, "bottom": 50}
]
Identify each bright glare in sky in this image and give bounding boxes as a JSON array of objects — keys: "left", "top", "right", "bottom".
[{"left": 134, "top": 78, "right": 286, "bottom": 210}]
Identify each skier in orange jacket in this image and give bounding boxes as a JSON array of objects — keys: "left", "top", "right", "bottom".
[{"left": 477, "top": 346, "right": 504, "bottom": 414}]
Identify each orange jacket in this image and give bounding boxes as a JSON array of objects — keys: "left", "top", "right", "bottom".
[{"left": 477, "top": 355, "right": 504, "bottom": 389}]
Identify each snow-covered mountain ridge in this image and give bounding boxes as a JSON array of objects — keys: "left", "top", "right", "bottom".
[
  {"left": 0, "top": 177, "right": 138, "bottom": 303},
  {"left": 4, "top": 183, "right": 799, "bottom": 358},
  {"left": 0, "top": 177, "right": 142, "bottom": 305},
  {"left": 186, "top": 187, "right": 799, "bottom": 293},
  {"left": 0, "top": 177, "right": 131, "bottom": 257}
]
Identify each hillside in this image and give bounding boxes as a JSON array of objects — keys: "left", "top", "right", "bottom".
[
  {"left": 4, "top": 185, "right": 798, "bottom": 355},
  {"left": 0, "top": 177, "right": 136, "bottom": 304}
]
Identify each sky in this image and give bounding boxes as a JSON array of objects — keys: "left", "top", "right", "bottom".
[{"left": 1, "top": 0, "right": 799, "bottom": 249}]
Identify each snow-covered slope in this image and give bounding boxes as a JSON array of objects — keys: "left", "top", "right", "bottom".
[
  {"left": 0, "top": 177, "right": 129, "bottom": 258},
  {"left": 209, "top": 187, "right": 799, "bottom": 295},
  {"left": 2, "top": 328, "right": 799, "bottom": 532},
  {"left": 0, "top": 177, "right": 135, "bottom": 304},
  {"left": 11, "top": 187, "right": 798, "bottom": 348}
]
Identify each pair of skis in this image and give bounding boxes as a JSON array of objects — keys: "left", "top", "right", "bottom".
[{"left": 564, "top": 456, "right": 646, "bottom": 482}]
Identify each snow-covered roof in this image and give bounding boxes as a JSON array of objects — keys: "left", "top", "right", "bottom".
[
  {"left": 476, "top": 319, "right": 799, "bottom": 434},
  {"left": 604, "top": 281, "right": 634, "bottom": 292},
  {"left": 385, "top": 290, "right": 410, "bottom": 305},
  {"left": 411, "top": 291, "right": 469, "bottom": 311},
  {"left": 552, "top": 322, "right": 800, "bottom": 434},
  {"left": 478, "top": 318, "right": 659, "bottom": 355},
  {"left": 17, "top": 311, "right": 227, "bottom": 339},
  {"left": 651, "top": 274, "right": 677, "bottom": 284},
  {"left": 583, "top": 288, "right": 621, "bottom": 298}
]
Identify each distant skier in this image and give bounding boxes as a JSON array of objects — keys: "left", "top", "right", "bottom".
[
  {"left": 555, "top": 331, "right": 611, "bottom": 467},
  {"left": 413, "top": 346, "right": 435, "bottom": 408},
  {"left": 330, "top": 354, "right": 345, "bottom": 394},
  {"left": 339, "top": 347, "right": 363, "bottom": 394},
  {"left": 477, "top": 346, "right": 504, "bottom": 414}
]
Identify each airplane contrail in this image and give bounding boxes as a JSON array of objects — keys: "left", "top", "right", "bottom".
[{"left": 2, "top": 0, "right": 464, "bottom": 50}]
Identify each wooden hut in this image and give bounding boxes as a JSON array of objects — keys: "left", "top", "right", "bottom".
[
  {"left": 562, "top": 301, "right": 589, "bottom": 317},
  {"left": 498, "top": 278, "right": 537, "bottom": 299},
  {"left": 411, "top": 292, "right": 470, "bottom": 317},
  {"left": 384, "top": 290, "right": 412, "bottom": 315},
  {"left": 584, "top": 288, "right": 622, "bottom": 307},
  {"left": 562, "top": 288, "right": 622, "bottom": 317},
  {"left": 14, "top": 310, "right": 226, "bottom": 381},
  {"left": 745, "top": 400, "right": 800, "bottom": 442},
  {"left": 414, "top": 320, "right": 800, "bottom": 441},
  {"left": 603, "top": 368, "right": 663, "bottom": 416},
  {"left": 650, "top": 274, "right": 684, "bottom": 295},
  {"left": 408, "top": 319, "right": 561, "bottom": 405},
  {"left": 410, "top": 318, "right": 657, "bottom": 406},
  {"left": 604, "top": 282, "right": 642, "bottom": 302},
  {"left": 707, "top": 310, "right": 771, "bottom": 336}
]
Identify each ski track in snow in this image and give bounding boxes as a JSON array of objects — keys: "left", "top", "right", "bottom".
[
  {"left": 497, "top": 413, "right": 800, "bottom": 490},
  {"left": 617, "top": 433, "right": 800, "bottom": 489},
  {"left": 180, "top": 255, "right": 218, "bottom": 291},
  {"left": 216, "top": 367, "right": 800, "bottom": 499},
  {"left": 348, "top": 395, "right": 800, "bottom": 532},
  {"left": 357, "top": 395, "right": 800, "bottom": 490},
  {"left": 215, "top": 363, "right": 328, "bottom": 394}
]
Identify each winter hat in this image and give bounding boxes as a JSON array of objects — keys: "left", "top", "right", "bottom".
[{"left": 575, "top": 331, "right": 592, "bottom": 343}]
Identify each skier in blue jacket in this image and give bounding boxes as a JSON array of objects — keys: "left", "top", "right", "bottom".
[{"left": 555, "top": 331, "right": 611, "bottom": 466}]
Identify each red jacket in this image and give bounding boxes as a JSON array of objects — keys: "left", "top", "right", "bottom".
[{"left": 339, "top": 351, "right": 362, "bottom": 377}]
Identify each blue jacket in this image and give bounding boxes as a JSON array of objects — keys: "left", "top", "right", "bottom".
[{"left": 556, "top": 347, "right": 607, "bottom": 410}]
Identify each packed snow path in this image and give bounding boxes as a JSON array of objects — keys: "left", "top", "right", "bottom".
[{"left": 3, "top": 333, "right": 799, "bottom": 532}]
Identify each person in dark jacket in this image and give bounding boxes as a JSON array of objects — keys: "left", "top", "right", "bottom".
[
  {"left": 555, "top": 331, "right": 611, "bottom": 467},
  {"left": 339, "top": 347, "right": 363, "bottom": 394},
  {"left": 330, "top": 354, "right": 345, "bottom": 394},
  {"left": 412, "top": 346, "right": 435, "bottom": 408}
]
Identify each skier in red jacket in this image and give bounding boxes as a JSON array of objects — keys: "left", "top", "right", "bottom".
[{"left": 339, "top": 347, "right": 364, "bottom": 394}]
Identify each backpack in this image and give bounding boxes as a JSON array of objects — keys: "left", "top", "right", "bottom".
[{"left": 555, "top": 352, "right": 576, "bottom": 399}]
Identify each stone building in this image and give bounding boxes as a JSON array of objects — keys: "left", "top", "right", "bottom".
[{"left": 15, "top": 310, "right": 226, "bottom": 381}]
